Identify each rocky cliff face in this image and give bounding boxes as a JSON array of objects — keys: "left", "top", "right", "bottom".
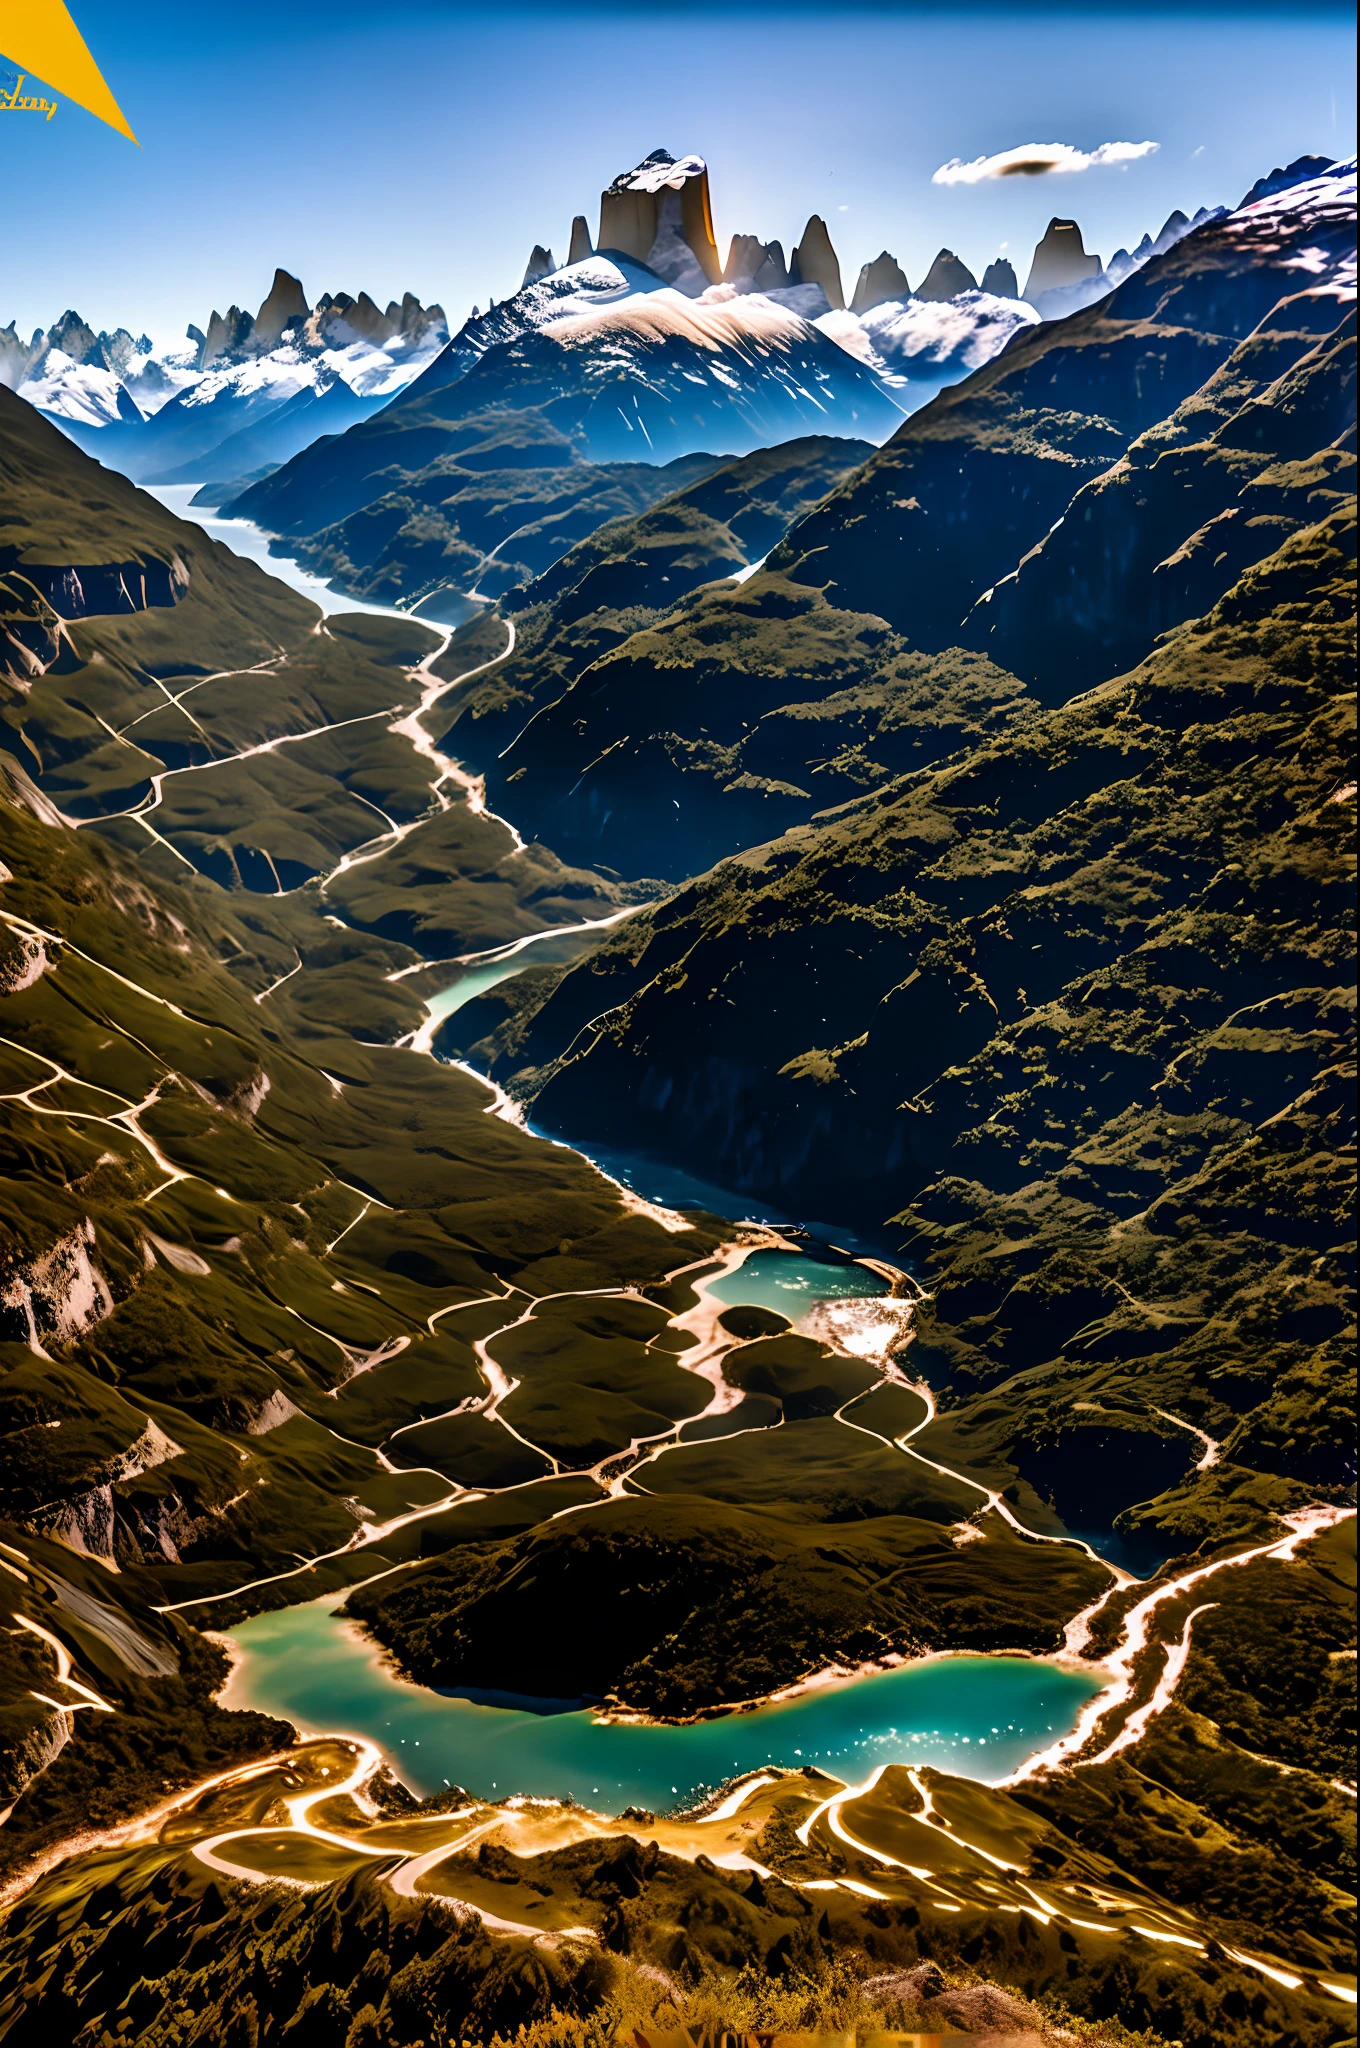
[
  {"left": 756, "top": 168, "right": 1356, "bottom": 650},
  {"left": 0, "top": 1220, "right": 113, "bottom": 1352},
  {"left": 915, "top": 249, "right": 979, "bottom": 301},
  {"left": 980, "top": 257, "right": 1018, "bottom": 298},
  {"left": 790, "top": 216, "right": 845, "bottom": 309},
  {"left": 1, "top": 397, "right": 190, "bottom": 677},
  {"left": 597, "top": 149, "right": 721, "bottom": 291},
  {"left": 1022, "top": 217, "right": 1101, "bottom": 302},
  {"left": 851, "top": 251, "right": 910, "bottom": 314},
  {"left": 723, "top": 234, "right": 790, "bottom": 292}
]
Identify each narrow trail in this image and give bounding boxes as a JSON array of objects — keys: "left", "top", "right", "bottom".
[
  {"left": 57, "top": 609, "right": 524, "bottom": 911},
  {"left": 785, "top": 1640, "right": 1359, "bottom": 2011},
  {"left": 7, "top": 875, "right": 1349, "bottom": 1826},
  {"left": 320, "top": 616, "right": 524, "bottom": 902},
  {"left": 65, "top": 707, "right": 397, "bottom": 836}
]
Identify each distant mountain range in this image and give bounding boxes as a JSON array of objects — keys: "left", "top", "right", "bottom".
[
  {"left": 1, "top": 145, "right": 1259, "bottom": 547},
  {"left": 0, "top": 270, "right": 449, "bottom": 487},
  {"left": 201, "top": 148, "right": 1271, "bottom": 621}
]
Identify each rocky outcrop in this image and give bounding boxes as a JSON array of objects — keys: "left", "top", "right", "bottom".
[
  {"left": 1022, "top": 217, "right": 1100, "bottom": 302},
  {"left": 1, "top": 541, "right": 187, "bottom": 685},
  {"left": 199, "top": 304, "right": 255, "bottom": 368},
  {"left": 21, "top": 1418, "right": 187, "bottom": 1566},
  {"left": 0, "top": 1220, "right": 114, "bottom": 1352},
  {"left": 242, "top": 1389, "right": 300, "bottom": 1435},
  {"left": 866, "top": 1963, "right": 1070, "bottom": 2041},
  {"left": 723, "top": 235, "right": 789, "bottom": 293},
  {"left": 521, "top": 245, "right": 556, "bottom": 287},
  {"left": 0, "top": 930, "right": 51, "bottom": 994},
  {"left": 915, "top": 248, "right": 979, "bottom": 301},
  {"left": 567, "top": 215, "right": 593, "bottom": 265},
  {"left": 0, "top": 1700, "right": 70, "bottom": 1810},
  {"left": 851, "top": 251, "right": 910, "bottom": 314},
  {"left": 790, "top": 215, "right": 845, "bottom": 309},
  {"left": 252, "top": 267, "right": 309, "bottom": 350},
  {"left": 598, "top": 149, "right": 721, "bottom": 291},
  {"left": 2, "top": 549, "right": 187, "bottom": 621},
  {"left": 980, "top": 257, "right": 1018, "bottom": 298}
]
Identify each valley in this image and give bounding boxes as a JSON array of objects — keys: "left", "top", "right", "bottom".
[{"left": 0, "top": 145, "right": 1354, "bottom": 2048}]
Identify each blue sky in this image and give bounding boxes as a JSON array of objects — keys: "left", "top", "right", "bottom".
[{"left": 3, "top": 0, "right": 1354, "bottom": 347}]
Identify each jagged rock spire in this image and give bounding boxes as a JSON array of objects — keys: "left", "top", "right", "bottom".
[
  {"left": 790, "top": 216, "right": 845, "bottom": 309},
  {"left": 1022, "top": 219, "right": 1100, "bottom": 303},
  {"left": 915, "top": 250, "right": 979, "bottom": 301},
  {"left": 567, "top": 216, "right": 593, "bottom": 265},
  {"left": 253, "top": 268, "right": 309, "bottom": 349},
  {"left": 851, "top": 252, "right": 910, "bottom": 314},
  {"left": 981, "top": 257, "right": 1019, "bottom": 299}
]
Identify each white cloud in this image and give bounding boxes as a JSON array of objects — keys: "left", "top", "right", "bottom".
[{"left": 933, "top": 140, "right": 1159, "bottom": 186}]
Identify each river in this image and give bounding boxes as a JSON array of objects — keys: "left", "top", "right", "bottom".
[
  {"left": 144, "top": 485, "right": 479, "bottom": 631},
  {"left": 132, "top": 505, "right": 1106, "bottom": 1817}
]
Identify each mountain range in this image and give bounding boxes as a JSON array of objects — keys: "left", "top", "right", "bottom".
[
  {"left": 0, "top": 144, "right": 1353, "bottom": 2048},
  {"left": 211, "top": 153, "right": 1253, "bottom": 618},
  {"left": 0, "top": 270, "right": 449, "bottom": 489}
]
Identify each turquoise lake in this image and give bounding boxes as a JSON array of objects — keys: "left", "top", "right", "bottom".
[
  {"left": 705, "top": 1246, "right": 890, "bottom": 1317},
  {"left": 223, "top": 1597, "right": 1104, "bottom": 1812},
  {"left": 221, "top": 1201, "right": 1104, "bottom": 1815}
]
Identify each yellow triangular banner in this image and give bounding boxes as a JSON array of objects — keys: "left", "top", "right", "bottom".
[{"left": 1, "top": 0, "right": 136, "bottom": 141}]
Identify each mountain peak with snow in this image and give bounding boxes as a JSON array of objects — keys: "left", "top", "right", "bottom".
[{"left": 597, "top": 148, "right": 722, "bottom": 293}]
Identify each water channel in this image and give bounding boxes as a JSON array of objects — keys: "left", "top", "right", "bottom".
[
  {"left": 151, "top": 514, "right": 1109, "bottom": 1818},
  {"left": 145, "top": 486, "right": 478, "bottom": 630}
]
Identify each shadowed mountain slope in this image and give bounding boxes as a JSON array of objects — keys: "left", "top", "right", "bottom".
[
  {"left": 272, "top": 412, "right": 720, "bottom": 613},
  {"left": 227, "top": 278, "right": 905, "bottom": 552},
  {"left": 967, "top": 292, "right": 1356, "bottom": 697},
  {"left": 476, "top": 506, "right": 1357, "bottom": 1504},
  {"left": 439, "top": 170, "right": 1356, "bottom": 886},
  {"left": 765, "top": 166, "right": 1356, "bottom": 649},
  {"left": 431, "top": 434, "right": 877, "bottom": 771}
]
